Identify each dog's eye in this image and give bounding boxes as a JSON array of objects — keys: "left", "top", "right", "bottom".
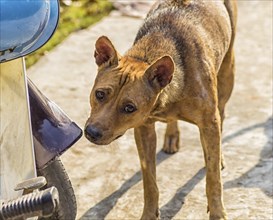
[
  {"left": 124, "top": 104, "right": 137, "bottom": 114},
  {"left": 95, "top": 91, "right": 105, "bottom": 101}
]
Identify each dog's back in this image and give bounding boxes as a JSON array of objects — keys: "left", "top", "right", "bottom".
[{"left": 131, "top": 0, "right": 235, "bottom": 74}]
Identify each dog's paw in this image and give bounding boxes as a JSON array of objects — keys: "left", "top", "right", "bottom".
[
  {"left": 140, "top": 209, "right": 159, "bottom": 220},
  {"left": 209, "top": 208, "right": 227, "bottom": 220},
  {"left": 162, "top": 134, "right": 179, "bottom": 154}
]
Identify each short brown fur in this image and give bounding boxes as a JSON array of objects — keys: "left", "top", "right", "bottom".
[{"left": 85, "top": 0, "right": 237, "bottom": 219}]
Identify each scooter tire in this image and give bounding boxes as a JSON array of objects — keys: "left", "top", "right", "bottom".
[{"left": 37, "top": 157, "right": 77, "bottom": 220}]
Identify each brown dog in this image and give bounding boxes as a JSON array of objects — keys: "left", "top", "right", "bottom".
[{"left": 85, "top": 0, "right": 237, "bottom": 219}]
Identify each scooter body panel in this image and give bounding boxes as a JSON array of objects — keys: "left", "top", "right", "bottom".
[{"left": 0, "top": 58, "right": 36, "bottom": 200}]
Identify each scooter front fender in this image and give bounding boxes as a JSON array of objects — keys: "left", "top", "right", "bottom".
[
  {"left": 0, "top": 0, "right": 59, "bottom": 63},
  {"left": 28, "top": 79, "right": 82, "bottom": 169}
]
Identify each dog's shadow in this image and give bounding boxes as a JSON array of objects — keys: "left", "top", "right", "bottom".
[
  {"left": 223, "top": 116, "right": 273, "bottom": 197},
  {"left": 80, "top": 116, "right": 272, "bottom": 220}
]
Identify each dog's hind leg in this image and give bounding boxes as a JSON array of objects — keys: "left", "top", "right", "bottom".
[
  {"left": 217, "top": 16, "right": 236, "bottom": 168},
  {"left": 217, "top": 2, "right": 237, "bottom": 126},
  {"left": 162, "top": 121, "right": 180, "bottom": 154},
  {"left": 217, "top": 46, "right": 236, "bottom": 170},
  {"left": 134, "top": 123, "right": 159, "bottom": 220},
  {"left": 217, "top": 46, "right": 235, "bottom": 129},
  {"left": 217, "top": 0, "right": 237, "bottom": 169}
]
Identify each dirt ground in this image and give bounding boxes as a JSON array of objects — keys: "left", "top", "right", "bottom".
[{"left": 28, "top": 1, "right": 272, "bottom": 219}]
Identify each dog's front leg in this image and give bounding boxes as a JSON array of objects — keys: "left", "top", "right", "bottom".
[
  {"left": 199, "top": 111, "right": 227, "bottom": 220},
  {"left": 134, "top": 123, "right": 159, "bottom": 220}
]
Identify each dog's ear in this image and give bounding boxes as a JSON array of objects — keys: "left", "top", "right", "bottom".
[
  {"left": 94, "top": 36, "right": 119, "bottom": 67},
  {"left": 145, "top": 55, "right": 174, "bottom": 91}
]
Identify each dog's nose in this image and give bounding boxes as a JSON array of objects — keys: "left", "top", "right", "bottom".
[{"left": 84, "top": 125, "right": 103, "bottom": 142}]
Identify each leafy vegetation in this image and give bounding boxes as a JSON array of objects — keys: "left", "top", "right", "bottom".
[{"left": 26, "top": 0, "right": 113, "bottom": 68}]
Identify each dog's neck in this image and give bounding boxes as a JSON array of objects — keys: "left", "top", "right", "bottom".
[{"left": 125, "top": 32, "right": 184, "bottom": 112}]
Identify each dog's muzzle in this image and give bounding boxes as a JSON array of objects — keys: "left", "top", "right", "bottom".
[{"left": 84, "top": 125, "right": 103, "bottom": 143}]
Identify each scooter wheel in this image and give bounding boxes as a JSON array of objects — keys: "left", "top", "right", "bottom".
[{"left": 37, "top": 156, "right": 77, "bottom": 220}]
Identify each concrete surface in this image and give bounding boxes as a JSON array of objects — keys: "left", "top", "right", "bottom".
[{"left": 28, "top": 1, "right": 272, "bottom": 219}]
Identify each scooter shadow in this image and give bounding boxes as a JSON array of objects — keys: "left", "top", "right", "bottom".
[{"left": 80, "top": 116, "right": 272, "bottom": 219}]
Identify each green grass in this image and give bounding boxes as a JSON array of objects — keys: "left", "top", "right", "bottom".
[{"left": 26, "top": 0, "right": 113, "bottom": 68}]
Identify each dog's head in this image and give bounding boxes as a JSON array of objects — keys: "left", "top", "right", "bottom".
[{"left": 85, "top": 36, "right": 174, "bottom": 145}]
